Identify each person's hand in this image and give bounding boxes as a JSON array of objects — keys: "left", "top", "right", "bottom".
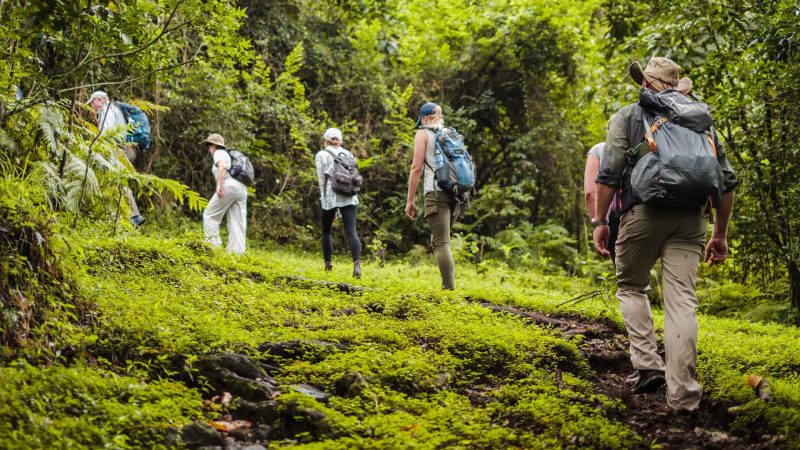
[
  {"left": 216, "top": 185, "right": 225, "bottom": 198},
  {"left": 593, "top": 224, "right": 611, "bottom": 258},
  {"left": 704, "top": 236, "right": 728, "bottom": 266},
  {"left": 405, "top": 201, "right": 415, "bottom": 220}
]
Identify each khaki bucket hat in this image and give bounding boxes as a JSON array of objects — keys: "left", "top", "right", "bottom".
[
  {"left": 630, "top": 57, "right": 692, "bottom": 95},
  {"left": 200, "top": 133, "right": 225, "bottom": 148}
]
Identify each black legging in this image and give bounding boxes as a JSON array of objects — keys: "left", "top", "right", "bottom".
[{"left": 321, "top": 205, "right": 361, "bottom": 262}]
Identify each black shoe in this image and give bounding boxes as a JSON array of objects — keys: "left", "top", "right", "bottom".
[
  {"left": 673, "top": 408, "right": 700, "bottom": 427},
  {"left": 324, "top": 262, "right": 332, "bottom": 272},
  {"left": 130, "top": 215, "right": 145, "bottom": 227},
  {"left": 352, "top": 260, "right": 361, "bottom": 279},
  {"left": 630, "top": 369, "right": 666, "bottom": 394}
]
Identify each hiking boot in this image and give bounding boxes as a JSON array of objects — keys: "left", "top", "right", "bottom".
[
  {"left": 630, "top": 369, "right": 665, "bottom": 394},
  {"left": 673, "top": 408, "right": 700, "bottom": 427},
  {"left": 324, "top": 261, "right": 332, "bottom": 272},
  {"left": 625, "top": 370, "right": 641, "bottom": 384},
  {"left": 131, "top": 215, "right": 145, "bottom": 227},
  {"left": 352, "top": 260, "right": 361, "bottom": 279}
]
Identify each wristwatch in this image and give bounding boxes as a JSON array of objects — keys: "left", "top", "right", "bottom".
[{"left": 591, "top": 219, "right": 608, "bottom": 228}]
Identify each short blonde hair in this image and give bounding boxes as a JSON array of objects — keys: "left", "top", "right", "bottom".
[{"left": 423, "top": 105, "right": 444, "bottom": 126}]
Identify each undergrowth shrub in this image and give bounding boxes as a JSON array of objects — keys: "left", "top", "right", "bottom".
[{"left": 0, "top": 163, "right": 91, "bottom": 362}]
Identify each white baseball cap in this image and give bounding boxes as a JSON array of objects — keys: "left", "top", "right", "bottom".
[
  {"left": 86, "top": 90, "right": 109, "bottom": 104},
  {"left": 323, "top": 127, "right": 343, "bottom": 142}
]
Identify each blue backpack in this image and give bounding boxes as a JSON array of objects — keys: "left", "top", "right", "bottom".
[
  {"left": 430, "top": 127, "right": 476, "bottom": 196},
  {"left": 116, "top": 102, "right": 152, "bottom": 151}
]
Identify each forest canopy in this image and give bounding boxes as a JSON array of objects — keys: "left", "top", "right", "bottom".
[{"left": 1, "top": 0, "right": 799, "bottom": 321}]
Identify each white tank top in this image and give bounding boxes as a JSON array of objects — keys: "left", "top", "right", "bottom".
[{"left": 422, "top": 127, "right": 440, "bottom": 194}]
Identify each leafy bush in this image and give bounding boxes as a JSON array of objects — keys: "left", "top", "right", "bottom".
[{"left": 484, "top": 222, "right": 578, "bottom": 274}]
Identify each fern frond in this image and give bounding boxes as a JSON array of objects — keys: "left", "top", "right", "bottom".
[
  {"left": 0, "top": 128, "right": 19, "bottom": 153},
  {"left": 125, "top": 99, "right": 170, "bottom": 115},
  {"left": 34, "top": 104, "right": 67, "bottom": 153},
  {"left": 63, "top": 155, "right": 99, "bottom": 212},
  {"left": 31, "top": 160, "right": 66, "bottom": 211}
]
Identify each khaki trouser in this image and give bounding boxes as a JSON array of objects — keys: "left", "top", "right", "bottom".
[
  {"left": 121, "top": 144, "right": 140, "bottom": 218},
  {"left": 424, "top": 192, "right": 460, "bottom": 290},
  {"left": 615, "top": 204, "right": 706, "bottom": 411},
  {"left": 203, "top": 183, "right": 248, "bottom": 254}
]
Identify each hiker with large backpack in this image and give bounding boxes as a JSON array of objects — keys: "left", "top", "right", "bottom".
[
  {"left": 87, "top": 90, "right": 149, "bottom": 226},
  {"left": 405, "top": 102, "right": 476, "bottom": 290},
  {"left": 315, "top": 128, "right": 363, "bottom": 278},
  {"left": 593, "top": 57, "right": 738, "bottom": 413},
  {"left": 201, "top": 133, "right": 249, "bottom": 254}
]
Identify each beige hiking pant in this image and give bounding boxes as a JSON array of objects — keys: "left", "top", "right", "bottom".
[
  {"left": 615, "top": 204, "right": 706, "bottom": 411},
  {"left": 203, "top": 182, "right": 248, "bottom": 254}
]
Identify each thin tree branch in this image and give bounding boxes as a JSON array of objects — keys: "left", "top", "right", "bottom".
[
  {"left": 79, "top": 0, "right": 188, "bottom": 67},
  {"left": 57, "top": 57, "right": 200, "bottom": 93}
]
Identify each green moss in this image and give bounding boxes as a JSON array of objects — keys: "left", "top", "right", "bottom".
[
  {"left": 0, "top": 361, "right": 201, "bottom": 449},
  {"left": 1, "top": 230, "right": 798, "bottom": 448}
]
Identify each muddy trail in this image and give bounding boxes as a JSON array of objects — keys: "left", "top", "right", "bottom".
[{"left": 477, "top": 300, "right": 780, "bottom": 450}]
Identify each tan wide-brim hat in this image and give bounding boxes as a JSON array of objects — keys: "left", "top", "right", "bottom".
[
  {"left": 200, "top": 133, "right": 225, "bottom": 147},
  {"left": 630, "top": 58, "right": 693, "bottom": 95}
]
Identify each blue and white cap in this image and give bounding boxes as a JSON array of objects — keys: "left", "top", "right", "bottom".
[{"left": 415, "top": 102, "right": 439, "bottom": 128}]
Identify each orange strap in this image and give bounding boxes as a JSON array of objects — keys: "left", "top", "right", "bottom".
[
  {"left": 651, "top": 117, "right": 668, "bottom": 134},
  {"left": 645, "top": 133, "right": 655, "bottom": 152},
  {"left": 643, "top": 116, "right": 667, "bottom": 152},
  {"left": 706, "top": 132, "right": 717, "bottom": 157}
]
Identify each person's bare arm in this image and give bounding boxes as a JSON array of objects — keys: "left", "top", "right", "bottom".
[
  {"left": 405, "top": 130, "right": 427, "bottom": 220},
  {"left": 592, "top": 183, "right": 616, "bottom": 258},
  {"left": 215, "top": 159, "right": 227, "bottom": 198},
  {"left": 583, "top": 154, "right": 600, "bottom": 219},
  {"left": 705, "top": 191, "right": 735, "bottom": 265}
]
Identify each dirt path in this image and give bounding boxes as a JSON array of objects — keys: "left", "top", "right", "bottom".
[{"left": 474, "top": 299, "right": 778, "bottom": 449}]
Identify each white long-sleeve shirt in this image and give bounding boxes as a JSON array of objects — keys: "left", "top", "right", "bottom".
[
  {"left": 315, "top": 146, "right": 359, "bottom": 211},
  {"left": 97, "top": 102, "right": 128, "bottom": 136}
]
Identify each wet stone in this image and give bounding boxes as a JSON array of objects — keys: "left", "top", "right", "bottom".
[
  {"left": 234, "top": 399, "right": 279, "bottom": 424},
  {"left": 290, "top": 384, "right": 329, "bottom": 402},
  {"left": 251, "top": 424, "right": 273, "bottom": 441},
  {"left": 195, "top": 353, "right": 276, "bottom": 401},
  {"left": 335, "top": 371, "right": 367, "bottom": 396},
  {"left": 181, "top": 421, "right": 223, "bottom": 449}
]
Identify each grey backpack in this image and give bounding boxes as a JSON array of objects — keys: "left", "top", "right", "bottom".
[
  {"left": 325, "top": 148, "right": 363, "bottom": 195},
  {"left": 630, "top": 90, "right": 724, "bottom": 208},
  {"left": 227, "top": 150, "right": 255, "bottom": 186}
]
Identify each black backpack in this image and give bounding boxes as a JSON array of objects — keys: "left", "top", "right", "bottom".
[
  {"left": 324, "top": 148, "right": 363, "bottom": 195},
  {"left": 226, "top": 149, "right": 255, "bottom": 186},
  {"left": 629, "top": 89, "right": 724, "bottom": 208}
]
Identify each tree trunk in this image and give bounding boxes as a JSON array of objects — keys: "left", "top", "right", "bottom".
[{"left": 789, "top": 259, "right": 800, "bottom": 324}]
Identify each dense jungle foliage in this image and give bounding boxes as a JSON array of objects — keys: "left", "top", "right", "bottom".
[
  {"left": 2, "top": 0, "right": 798, "bottom": 320},
  {"left": 2, "top": 0, "right": 800, "bottom": 448}
]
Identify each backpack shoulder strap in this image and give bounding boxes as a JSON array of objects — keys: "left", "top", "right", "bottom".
[
  {"left": 324, "top": 148, "right": 343, "bottom": 164},
  {"left": 113, "top": 102, "right": 131, "bottom": 121}
]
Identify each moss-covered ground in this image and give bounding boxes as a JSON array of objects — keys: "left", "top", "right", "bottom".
[{"left": 2, "top": 227, "right": 799, "bottom": 449}]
